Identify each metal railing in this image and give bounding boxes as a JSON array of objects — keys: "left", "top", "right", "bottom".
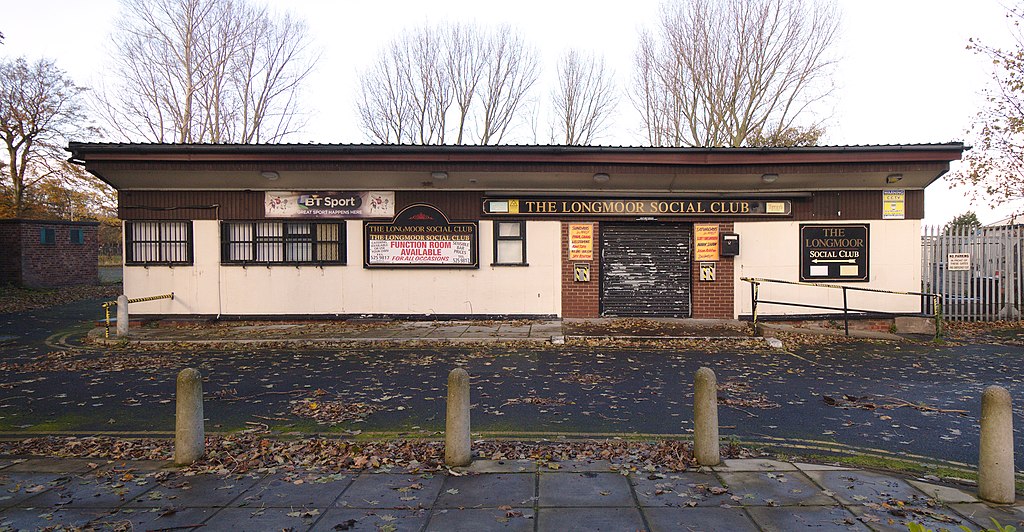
[
  {"left": 740, "top": 277, "right": 942, "bottom": 339},
  {"left": 103, "top": 293, "right": 174, "bottom": 338}
]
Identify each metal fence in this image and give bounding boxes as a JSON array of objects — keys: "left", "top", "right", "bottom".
[{"left": 922, "top": 224, "right": 1023, "bottom": 321}]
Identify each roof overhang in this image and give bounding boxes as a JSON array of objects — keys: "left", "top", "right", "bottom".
[{"left": 67, "top": 143, "right": 966, "bottom": 193}]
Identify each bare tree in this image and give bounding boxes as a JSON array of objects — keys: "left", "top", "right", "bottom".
[
  {"left": 94, "top": 0, "right": 318, "bottom": 143},
  {"left": 952, "top": 5, "right": 1024, "bottom": 213},
  {"left": 357, "top": 22, "right": 539, "bottom": 145},
  {"left": 552, "top": 49, "right": 618, "bottom": 145},
  {"left": 0, "top": 57, "right": 100, "bottom": 217},
  {"left": 630, "top": 0, "right": 839, "bottom": 147}
]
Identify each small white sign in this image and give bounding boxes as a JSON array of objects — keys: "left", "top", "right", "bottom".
[{"left": 947, "top": 253, "right": 971, "bottom": 271}]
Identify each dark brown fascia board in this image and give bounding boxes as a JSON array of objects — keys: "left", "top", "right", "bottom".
[{"left": 67, "top": 142, "right": 966, "bottom": 167}]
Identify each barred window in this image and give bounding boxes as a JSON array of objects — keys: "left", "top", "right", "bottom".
[
  {"left": 70, "top": 228, "right": 85, "bottom": 244},
  {"left": 222, "top": 221, "right": 345, "bottom": 265},
  {"left": 493, "top": 220, "right": 527, "bottom": 265},
  {"left": 125, "top": 221, "right": 193, "bottom": 265}
]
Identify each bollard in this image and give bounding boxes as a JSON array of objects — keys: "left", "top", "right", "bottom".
[
  {"left": 979, "top": 385, "right": 1015, "bottom": 504},
  {"left": 115, "top": 295, "right": 129, "bottom": 337},
  {"left": 174, "top": 368, "right": 205, "bottom": 465},
  {"left": 694, "top": 367, "right": 720, "bottom": 466},
  {"left": 445, "top": 368, "right": 471, "bottom": 467}
]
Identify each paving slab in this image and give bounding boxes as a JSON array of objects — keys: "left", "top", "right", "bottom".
[
  {"left": 719, "top": 471, "right": 837, "bottom": 506},
  {"left": 794, "top": 462, "right": 856, "bottom": 472},
  {"left": 201, "top": 506, "right": 325, "bottom": 531},
  {"left": 98, "top": 459, "right": 175, "bottom": 472},
  {"left": 745, "top": 505, "right": 870, "bottom": 531},
  {"left": 455, "top": 459, "right": 537, "bottom": 474},
  {"left": 435, "top": 473, "right": 535, "bottom": 508},
  {"left": 538, "top": 471, "right": 633, "bottom": 507},
  {"left": 2, "top": 458, "right": 98, "bottom": 473},
  {"left": 0, "top": 505, "right": 113, "bottom": 530},
  {"left": 232, "top": 472, "right": 352, "bottom": 508},
  {"left": 0, "top": 472, "right": 69, "bottom": 508},
  {"left": 536, "top": 506, "right": 646, "bottom": 532},
  {"left": 539, "top": 460, "right": 613, "bottom": 472},
  {"left": 336, "top": 473, "right": 443, "bottom": 509},
  {"left": 644, "top": 506, "right": 759, "bottom": 532},
  {"left": 312, "top": 508, "right": 430, "bottom": 531},
  {"left": 805, "top": 470, "right": 924, "bottom": 506},
  {"left": 125, "top": 472, "right": 263, "bottom": 507},
  {"left": 426, "top": 507, "right": 535, "bottom": 531},
  {"left": 906, "top": 479, "right": 978, "bottom": 503},
  {"left": 951, "top": 502, "right": 1024, "bottom": 529},
  {"left": 91, "top": 506, "right": 218, "bottom": 531},
  {"left": 631, "top": 471, "right": 731, "bottom": 507},
  {"left": 846, "top": 503, "right": 973, "bottom": 532},
  {"left": 423, "top": 326, "right": 470, "bottom": 338},
  {"left": 714, "top": 458, "right": 798, "bottom": 472},
  {"left": 15, "top": 471, "right": 158, "bottom": 508}
]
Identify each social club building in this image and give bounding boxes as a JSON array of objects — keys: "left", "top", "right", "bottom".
[{"left": 67, "top": 143, "right": 964, "bottom": 320}]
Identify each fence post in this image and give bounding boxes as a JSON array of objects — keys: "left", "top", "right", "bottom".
[
  {"left": 842, "top": 287, "right": 849, "bottom": 336},
  {"left": 445, "top": 368, "right": 471, "bottom": 467},
  {"left": 751, "top": 282, "right": 760, "bottom": 336},
  {"left": 694, "top": 367, "right": 720, "bottom": 466},
  {"left": 174, "top": 368, "right": 205, "bottom": 465},
  {"left": 115, "top": 295, "right": 129, "bottom": 337},
  {"left": 978, "top": 385, "right": 1015, "bottom": 504},
  {"left": 933, "top": 295, "right": 944, "bottom": 340}
]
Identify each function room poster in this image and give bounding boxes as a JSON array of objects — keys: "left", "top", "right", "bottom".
[{"left": 364, "top": 204, "right": 478, "bottom": 268}]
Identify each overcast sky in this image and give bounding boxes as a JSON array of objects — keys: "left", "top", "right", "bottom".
[{"left": 4, "top": 0, "right": 1019, "bottom": 225}]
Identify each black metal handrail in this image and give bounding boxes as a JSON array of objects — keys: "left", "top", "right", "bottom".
[{"left": 740, "top": 277, "right": 942, "bottom": 338}]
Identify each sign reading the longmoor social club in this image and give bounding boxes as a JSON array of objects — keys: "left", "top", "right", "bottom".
[
  {"left": 483, "top": 198, "right": 790, "bottom": 217},
  {"left": 266, "top": 191, "right": 394, "bottom": 218},
  {"left": 364, "top": 204, "right": 478, "bottom": 268},
  {"left": 799, "top": 224, "right": 869, "bottom": 282}
]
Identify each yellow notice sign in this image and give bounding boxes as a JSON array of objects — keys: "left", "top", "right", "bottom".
[
  {"left": 882, "top": 189, "right": 905, "bottom": 220},
  {"left": 694, "top": 224, "right": 720, "bottom": 261},
  {"left": 568, "top": 224, "right": 593, "bottom": 260}
]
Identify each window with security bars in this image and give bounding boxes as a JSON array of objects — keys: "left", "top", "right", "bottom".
[
  {"left": 125, "top": 221, "right": 193, "bottom": 265},
  {"left": 221, "top": 221, "right": 345, "bottom": 265},
  {"left": 492, "top": 220, "right": 526, "bottom": 265}
]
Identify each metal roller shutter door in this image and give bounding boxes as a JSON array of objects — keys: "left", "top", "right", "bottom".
[{"left": 601, "top": 223, "right": 692, "bottom": 317}]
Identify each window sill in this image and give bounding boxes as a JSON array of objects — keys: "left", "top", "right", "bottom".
[
  {"left": 490, "top": 262, "right": 529, "bottom": 267},
  {"left": 221, "top": 263, "right": 347, "bottom": 267}
]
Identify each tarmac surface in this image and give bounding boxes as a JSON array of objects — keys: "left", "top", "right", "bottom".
[
  {"left": 1, "top": 456, "right": 1021, "bottom": 531},
  {"left": 2, "top": 298, "right": 1024, "bottom": 530}
]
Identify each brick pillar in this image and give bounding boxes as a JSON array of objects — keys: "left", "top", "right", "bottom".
[
  {"left": 561, "top": 221, "right": 600, "bottom": 318},
  {"left": 691, "top": 222, "right": 735, "bottom": 319}
]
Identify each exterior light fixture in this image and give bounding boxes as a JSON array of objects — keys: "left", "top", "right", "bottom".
[
  {"left": 593, "top": 173, "right": 610, "bottom": 183},
  {"left": 431, "top": 171, "right": 448, "bottom": 180},
  {"left": 761, "top": 173, "right": 779, "bottom": 184},
  {"left": 886, "top": 173, "right": 903, "bottom": 184},
  {"left": 260, "top": 171, "right": 280, "bottom": 181}
]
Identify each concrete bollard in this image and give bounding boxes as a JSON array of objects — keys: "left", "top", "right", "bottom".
[
  {"left": 115, "top": 295, "right": 129, "bottom": 337},
  {"left": 445, "top": 368, "right": 471, "bottom": 467},
  {"left": 979, "top": 385, "right": 1015, "bottom": 504},
  {"left": 174, "top": 368, "right": 205, "bottom": 465},
  {"left": 694, "top": 367, "right": 720, "bottom": 466}
]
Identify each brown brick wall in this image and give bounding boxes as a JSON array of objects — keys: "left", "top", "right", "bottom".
[
  {"left": 0, "top": 220, "right": 99, "bottom": 287},
  {"left": 691, "top": 222, "right": 735, "bottom": 319},
  {"left": 561, "top": 221, "right": 600, "bottom": 318}
]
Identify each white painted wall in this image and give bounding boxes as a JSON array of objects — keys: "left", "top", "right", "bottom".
[
  {"left": 732, "top": 220, "right": 923, "bottom": 318},
  {"left": 124, "top": 220, "right": 563, "bottom": 316}
]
